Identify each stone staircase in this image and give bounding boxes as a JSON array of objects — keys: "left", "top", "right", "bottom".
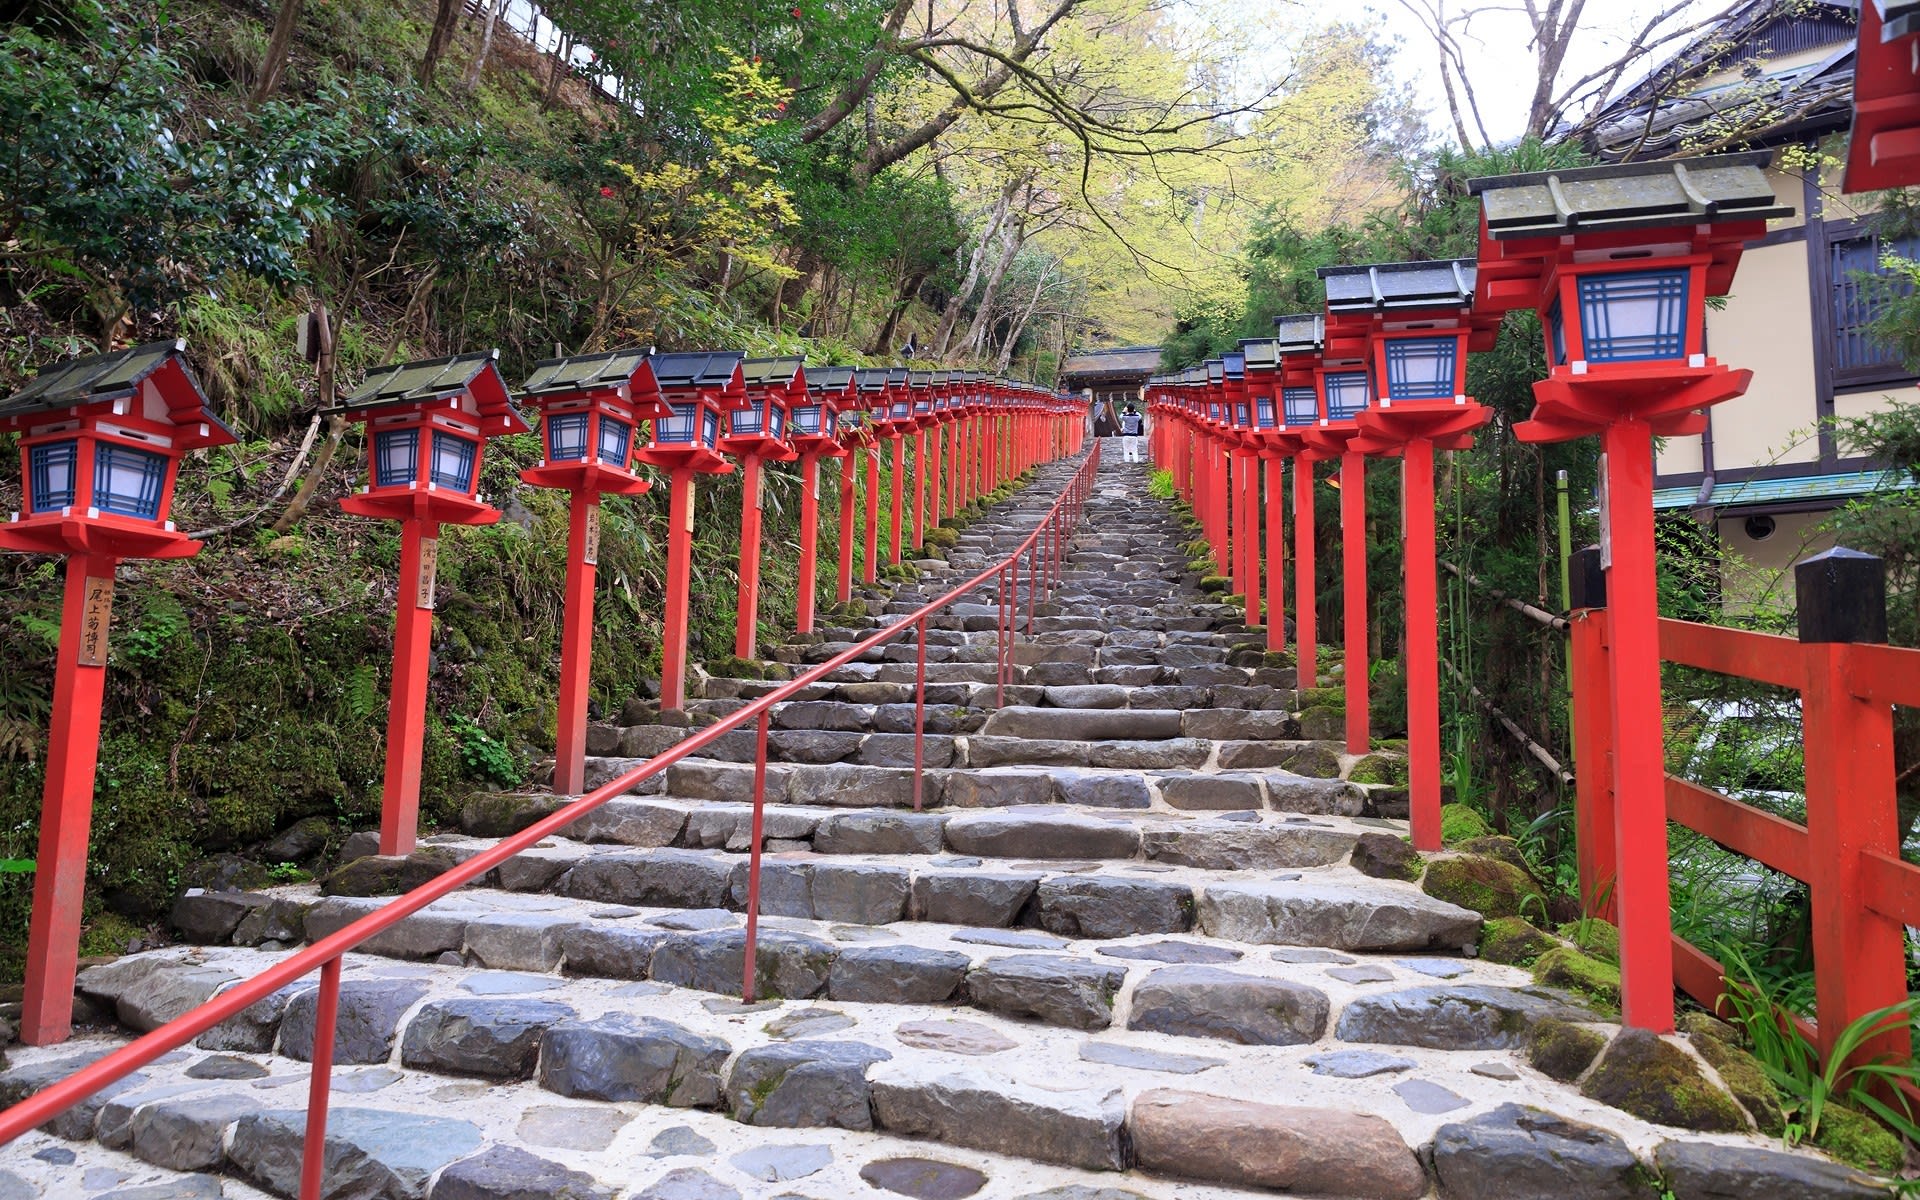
[{"left": 0, "top": 454, "right": 1885, "bottom": 1200}]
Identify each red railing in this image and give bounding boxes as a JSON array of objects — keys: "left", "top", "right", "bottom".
[
  {"left": 1571, "top": 547, "right": 1920, "bottom": 1068},
  {"left": 0, "top": 445, "right": 1102, "bottom": 1194}
]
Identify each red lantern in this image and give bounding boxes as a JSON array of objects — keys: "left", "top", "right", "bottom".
[
  {"left": 727, "top": 358, "right": 806, "bottom": 660},
  {"left": 518, "top": 349, "right": 667, "bottom": 796},
  {"left": 1846, "top": 1, "right": 1920, "bottom": 192},
  {"left": 329, "top": 351, "right": 528, "bottom": 857},
  {"left": 0, "top": 340, "right": 235, "bottom": 1046}
]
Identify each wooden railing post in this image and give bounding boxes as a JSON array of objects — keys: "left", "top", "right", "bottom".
[
  {"left": 1567, "top": 545, "right": 1617, "bottom": 922},
  {"left": 1797, "top": 547, "right": 1910, "bottom": 1068}
]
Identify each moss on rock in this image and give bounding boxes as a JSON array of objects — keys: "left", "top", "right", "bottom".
[
  {"left": 1347, "top": 753, "right": 1409, "bottom": 786},
  {"left": 1580, "top": 1029, "right": 1747, "bottom": 1132},
  {"left": 1526, "top": 1018, "right": 1609, "bottom": 1082},
  {"left": 1689, "top": 1032, "right": 1785, "bottom": 1136},
  {"left": 1296, "top": 686, "right": 1345, "bottom": 712},
  {"left": 1812, "top": 1105, "right": 1905, "bottom": 1173},
  {"left": 1422, "top": 853, "right": 1546, "bottom": 921},
  {"left": 1456, "top": 835, "right": 1532, "bottom": 876},
  {"left": 1440, "top": 803, "right": 1494, "bottom": 845},
  {"left": 1297, "top": 706, "right": 1345, "bottom": 742},
  {"left": 1480, "top": 916, "right": 1559, "bottom": 967},
  {"left": 1533, "top": 947, "right": 1621, "bottom": 1015},
  {"left": 1198, "top": 575, "right": 1232, "bottom": 594},
  {"left": 1557, "top": 918, "right": 1621, "bottom": 965},
  {"left": 1350, "top": 832, "right": 1422, "bottom": 882}
]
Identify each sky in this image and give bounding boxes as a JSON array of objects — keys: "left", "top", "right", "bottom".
[{"left": 1359, "top": 1, "right": 1730, "bottom": 144}]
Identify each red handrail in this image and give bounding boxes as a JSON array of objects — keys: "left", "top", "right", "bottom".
[{"left": 0, "top": 441, "right": 1102, "bottom": 1191}]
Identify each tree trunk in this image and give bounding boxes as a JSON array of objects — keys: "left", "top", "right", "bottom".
[
  {"left": 417, "top": 0, "right": 463, "bottom": 89},
  {"left": 250, "top": 0, "right": 306, "bottom": 105},
  {"left": 869, "top": 268, "right": 930, "bottom": 356},
  {"left": 958, "top": 224, "right": 1023, "bottom": 362},
  {"left": 995, "top": 261, "right": 1051, "bottom": 374},
  {"left": 933, "top": 188, "right": 1014, "bottom": 357},
  {"left": 543, "top": 33, "right": 572, "bottom": 109},
  {"left": 461, "top": 0, "right": 502, "bottom": 93}
]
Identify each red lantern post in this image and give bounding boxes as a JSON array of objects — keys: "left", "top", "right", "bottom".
[
  {"left": 833, "top": 378, "right": 874, "bottom": 606},
  {"left": 791, "top": 366, "right": 854, "bottom": 633},
  {"left": 1324, "top": 260, "right": 1496, "bottom": 853},
  {"left": 1471, "top": 152, "right": 1791, "bottom": 1032},
  {"left": 631, "top": 352, "right": 745, "bottom": 711},
  {"left": 1, "top": 341, "right": 236, "bottom": 1044},
  {"left": 1222, "top": 352, "right": 1262, "bottom": 629},
  {"left": 518, "top": 349, "right": 667, "bottom": 796},
  {"left": 723, "top": 358, "right": 805, "bottom": 660},
  {"left": 1270, "top": 315, "right": 1326, "bottom": 685},
  {"left": 328, "top": 352, "right": 529, "bottom": 854},
  {"left": 1299, "top": 320, "right": 1375, "bottom": 753},
  {"left": 852, "top": 370, "right": 891, "bottom": 582}
]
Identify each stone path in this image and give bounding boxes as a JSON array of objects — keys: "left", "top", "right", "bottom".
[{"left": 0, "top": 453, "right": 1886, "bottom": 1199}]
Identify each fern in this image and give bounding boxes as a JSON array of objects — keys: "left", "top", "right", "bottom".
[{"left": 343, "top": 664, "right": 380, "bottom": 722}]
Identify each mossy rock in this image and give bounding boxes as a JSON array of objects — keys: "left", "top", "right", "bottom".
[
  {"left": 1296, "top": 686, "right": 1345, "bottom": 712},
  {"left": 321, "top": 854, "right": 408, "bottom": 897},
  {"left": 1282, "top": 744, "right": 1343, "bottom": 779},
  {"left": 1347, "top": 753, "right": 1408, "bottom": 786},
  {"left": 1677, "top": 1011, "right": 1738, "bottom": 1044},
  {"left": 1533, "top": 947, "right": 1621, "bottom": 1015},
  {"left": 1480, "top": 916, "right": 1559, "bottom": 967},
  {"left": 1297, "top": 706, "right": 1345, "bottom": 742},
  {"left": 1813, "top": 1105, "right": 1905, "bottom": 1173},
  {"left": 923, "top": 527, "right": 959, "bottom": 548},
  {"left": 1689, "top": 1032, "right": 1785, "bottom": 1136},
  {"left": 1422, "top": 853, "right": 1545, "bottom": 921},
  {"left": 1557, "top": 918, "right": 1621, "bottom": 965},
  {"left": 1456, "top": 835, "right": 1532, "bottom": 876},
  {"left": 1526, "top": 1018, "right": 1608, "bottom": 1082},
  {"left": 1350, "top": 831, "right": 1422, "bottom": 882},
  {"left": 1198, "top": 575, "right": 1232, "bottom": 594},
  {"left": 1261, "top": 651, "right": 1294, "bottom": 669},
  {"left": 1580, "top": 1028, "right": 1747, "bottom": 1132},
  {"left": 705, "top": 655, "right": 773, "bottom": 681},
  {"left": 1440, "top": 803, "right": 1494, "bottom": 845}
]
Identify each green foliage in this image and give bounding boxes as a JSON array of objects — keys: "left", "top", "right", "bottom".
[
  {"left": 1717, "top": 940, "right": 1920, "bottom": 1168},
  {"left": 445, "top": 713, "right": 524, "bottom": 787},
  {"left": 1146, "top": 469, "right": 1175, "bottom": 500}
]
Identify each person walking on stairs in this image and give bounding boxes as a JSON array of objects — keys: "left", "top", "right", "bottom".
[{"left": 1119, "top": 403, "right": 1145, "bottom": 462}]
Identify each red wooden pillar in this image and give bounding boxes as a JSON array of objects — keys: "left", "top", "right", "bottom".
[
  {"left": 1402, "top": 440, "right": 1440, "bottom": 849},
  {"left": 1265, "top": 456, "right": 1286, "bottom": 653},
  {"left": 1238, "top": 454, "right": 1260, "bottom": 627},
  {"left": 1294, "top": 457, "right": 1317, "bottom": 687},
  {"left": 379, "top": 520, "right": 440, "bottom": 853},
  {"left": 1568, "top": 549, "right": 1616, "bottom": 921},
  {"left": 1599, "top": 418, "right": 1675, "bottom": 1033},
  {"left": 929, "top": 426, "right": 944, "bottom": 528},
  {"left": 660, "top": 470, "right": 697, "bottom": 712},
  {"left": 1797, "top": 549, "right": 1911, "bottom": 1068},
  {"left": 912, "top": 429, "right": 927, "bottom": 549},
  {"left": 948, "top": 420, "right": 961, "bottom": 514},
  {"left": 551, "top": 492, "right": 601, "bottom": 797},
  {"left": 889, "top": 435, "right": 905, "bottom": 565},
  {"left": 1209, "top": 441, "right": 1230, "bottom": 571},
  {"left": 797, "top": 454, "right": 822, "bottom": 633},
  {"left": 863, "top": 447, "right": 880, "bottom": 583},
  {"left": 19, "top": 554, "right": 114, "bottom": 1046},
  {"left": 837, "top": 452, "right": 857, "bottom": 604},
  {"left": 734, "top": 454, "right": 765, "bottom": 658},
  {"left": 1340, "top": 451, "right": 1369, "bottom": 756}
]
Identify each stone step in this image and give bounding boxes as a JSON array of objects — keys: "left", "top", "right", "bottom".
[
  {"left": 564, "top": 755, "right": 1377, "bottom": 816},
  {"left": 21, "top": 935, "right": 1853, "bottom": 1200},
  {"left": 172, "top": 840, "right": 1482, "bottom": 963}
]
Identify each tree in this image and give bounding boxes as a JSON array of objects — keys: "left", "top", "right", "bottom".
[
  {"left": 1394, "top": 0, "right": 1744, "bottom": 149},
  {"left": 251, "top": 0, "right": 305, "bottom": 105},
  {"left": 461, "top": 0, "right": 503, "bottom": 94},
  {"left": 418, "top": 0, "right": 464, "bottom": 88}
]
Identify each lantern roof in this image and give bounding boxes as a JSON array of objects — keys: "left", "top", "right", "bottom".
[
  {"left": 649, "top": 351, "right": 745, "bottom": 391},
  {"left": 743, "top": 355, "right": 805, "bottom": 390},
  {"left": 1881, "top": 0, "right": 1920, "bottom": 38},
  {"left": 929, "top": 370, "right": 951, "bottom": 385},
  {"left": 1222, "top": 352, "right": 1246, "bottom": 380},
  {"left": 333, "top": 350, "right": 527, "bottom": 434},
  {"left": 1238, "top": 339, "right": 1279, "bottom": 372},
  {"left": 1204, "top": 361, "right": 1225, "bottom": 385},
  {"left": 886, "top": 367, "right": 910, "bottom": 389},
  {"left": 908, "top": 369, "right": 933, "bottom": 388},
  {"left": 520, "top": 348, "right": 657, "bottom": 399},
  {"left": 1319, "top": 259, "right": 1476, "bottom": 312},
  {"left": 1273, "top": 314, "right": 1326, "bottom": 355},
  {"left": 853, "top": 368, "right": 891, "bottom": 392},
  {"left": 807, "top": 366, "right": 857, "bottom": 394},
  {"left": 1468, "top": 151, "right": 1790, "bottom": 240},
  {"left": 0, "top": 339, "right": 236, "bottom": 446}
]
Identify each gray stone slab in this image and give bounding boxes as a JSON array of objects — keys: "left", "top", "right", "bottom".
[
  {"left": 726, "top": 1040, "right": 892, "bottom": 1130},
  {"left": 967, "top": 955, "right": 1125, "bottom": 1030},
  {"left": 1126, "top": 966, "right": 1328, "bottom": 1046},
  {"left": 538, "top": 1014, "right": 729, "bottom": 1106},
  {"left": 1305, "top": 1050, "right": 1417, "bottom": 1078},
  {"left": 1078, "top": 1041, "right": 1222, "bottom": 1075}
]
